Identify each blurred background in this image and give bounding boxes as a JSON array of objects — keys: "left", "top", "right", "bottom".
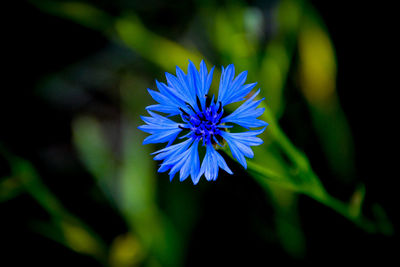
[{"left": 1, "top": 0, "right": 398, "bottom": 266}]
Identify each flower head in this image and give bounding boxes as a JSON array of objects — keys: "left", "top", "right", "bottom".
[{"left": 139, "top": 60, "right": 268, "bottom": 184}]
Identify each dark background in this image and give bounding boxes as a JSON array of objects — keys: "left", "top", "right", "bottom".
[{"left": 1, "top": 0, "right": 398, "bottom": 266}]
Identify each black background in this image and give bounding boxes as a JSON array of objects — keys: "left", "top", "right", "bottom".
[{"left": 1, "top": 0, "right": 398, "bottom": 266}]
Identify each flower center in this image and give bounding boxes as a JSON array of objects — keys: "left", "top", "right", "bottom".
[
  {"left": 180, "top": 99, "right": 224, "bottom": 144},
  {"left": 190, "top": 106, "right": 222, "bottom": 138}
]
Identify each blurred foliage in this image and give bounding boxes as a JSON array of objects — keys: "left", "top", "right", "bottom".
[
  {"left": 1, "top": 0, "right": 394, "bottom": 266},
  {"left": 298, "top": 6, "right": 355, "bottom": 181},
  {"left": 1, "top": 147, "right": 108, "bottom": 264}
]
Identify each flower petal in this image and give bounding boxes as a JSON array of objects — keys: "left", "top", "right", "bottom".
[
  {"left": 217, "top": 64, "right": 258, "bottom": 106},
  {"left": 217, "top": 64, "right": 235, "bottom": 105},
  {"left": 220, "top": 128, "right": 266, "bottom": 169},
  {"left": 221, "top": 89, "right": 269, "bottom": 129},
  {"left": 166, "top": 140, "right": 201, "bottom": 182},
  {"left": 179, "top": 139, "right": 200, "bottom": 182},
  {"left": 166, "top": 70, "right": 197, "bottom": 111},
  {"left": 194, "top": 143, "right": 232, "bottom": 183},
  {"left": 138, "top": 111, "right": 182, "bottom": 146}
]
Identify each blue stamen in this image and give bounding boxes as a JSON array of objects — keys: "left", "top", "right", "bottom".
[{"left": 182, "top": 99, "right": 224, "bottom": 145}]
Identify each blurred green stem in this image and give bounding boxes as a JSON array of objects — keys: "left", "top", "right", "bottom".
[{"left": 246, "top": 138, "right": 390, "bottom": 235}]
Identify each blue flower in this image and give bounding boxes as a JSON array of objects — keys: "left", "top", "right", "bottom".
[{"left": 139, "top": 60, "right": 268, "bottom": 184}]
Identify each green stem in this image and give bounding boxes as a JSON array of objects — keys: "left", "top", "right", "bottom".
[
  {"left": 309, "top": 191, "right": 376, "bottom": 233},
  {"left": 247, "top": 158, "right": 384, "bottom": 234}
]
